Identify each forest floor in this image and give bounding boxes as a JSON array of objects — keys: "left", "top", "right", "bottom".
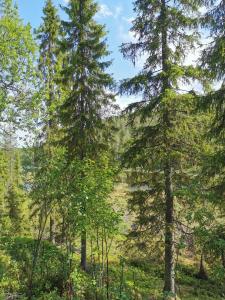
[
  {"left": 1, "top": 236, "right": 224, "bottom": 299},
  {"left": 104, "top": 258, "right": 225, "bottom": 300}
]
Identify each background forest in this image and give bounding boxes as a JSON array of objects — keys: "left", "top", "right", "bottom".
[{"left": 0, "top": 0, "right": 225, "bottom": 299}]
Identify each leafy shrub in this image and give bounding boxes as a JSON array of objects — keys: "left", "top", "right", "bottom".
[
  {"left": 0, "top": 249, "right": 20, "bottom": 295},
  {"left": 0, "top": 237, "right": 68, "bottom": 297},
  {"left": 35, "top": 291, "right": 65, "bottom": 300}
]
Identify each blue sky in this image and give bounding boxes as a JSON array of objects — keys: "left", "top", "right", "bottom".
[{"left": 16, "top": 0, "right": 141, "bottom": 108}]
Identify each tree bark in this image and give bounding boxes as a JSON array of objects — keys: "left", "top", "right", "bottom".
[
  {"left": 160, "top": 0, "right": 176, "bottom": 296},
  {"left": 222, "top": 250, "right": 225, "bottom": 268},
  {"left": 81, "top": 230, "right": 87, "bottom": 271}
]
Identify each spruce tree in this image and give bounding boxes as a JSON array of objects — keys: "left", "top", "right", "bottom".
[
  {"left": 36, "top": 0, "right": 61, "bottom": 132},
  {"left": 36, "top": 0, "right": 61, "bottom": 243},
  {"left": 60, "top": 0, "right": 115, "bottom": 271},
  {"left": 3, "top": 129, "right": 29, "bottom": 236},
  {"left": 201, "top": 1, "right": 225, "bottom": 201},
  {"left": 0, "top": 0, "right": 18, "bottom": 19},
  {"left": 120, "top": 0, "right": 210, "bottom": 296}
]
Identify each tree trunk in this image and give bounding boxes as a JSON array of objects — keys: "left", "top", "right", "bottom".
[
  {"left": 49, "top": 215, "right": 55, "bottom": 244},
  {"left": 78, "top": 0, "right": 87, "bottom": 273},
  {"left": 196, "top": 253, "right": 208, "bottom": 280},
  {"left": 160, "top": 0, "right": 176, "bottom": 296},
  {"left": 61, "top": 215, "right": 66, "bottom": 244},
  {"left": 28, "top": 212, "right": 49, "bottom": 299},
  {"left": 81, "top": 230, "right": 87, "bottom": 271},
  {"left": 222, "top": 250, "right": 225, "bottom": 268},
  {"left": 164, "top": 162, "right": 176, "bottom": 296}
]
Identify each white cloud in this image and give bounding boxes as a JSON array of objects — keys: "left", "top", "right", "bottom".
[
  {"left": 97, "top": 4, "right": 113, "bottom": 17},
  {"left": 114, "top": 5, "right": 123, "bottom": 19},
  {"left": 96, "top": 3, "right": 123, "bottom": 19}
]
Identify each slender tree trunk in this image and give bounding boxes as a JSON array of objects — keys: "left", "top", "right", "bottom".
[
  {"left": 222, "top": 250, "right": 225, "bottom": 268},
  {"left": 49, "top": 215, "right": 55, "bottom": 244},
  {"left": 67, "top": 238, "right": 74, "bottom": 300},
  {"left": 101, "top": 229, "right": 104, "bottom": 288},
  {"left": 97, "top": 227, "right": 101, "bottom": 266},
  {"left": 80, "top": 171, "right": 87, "bottom": 272},
  {"left": 105, "top": 230, "right": 110, "bottom": 300},
  {"left": 81, "top": 230, "right": 87, "bottom": 271},
  {"left": 119, "top": 258, "right": 124, "bottom": 299},
  {"left": 161, "top": 0, "right": 176, "bottom": 296},
  {"left": 106, "top": 254, "right": 109, "bottom": 300},
  {"left": 164, "top": 162, "right": 175, "bottom": 295},
  {"left": 28, "top": 209, "right": 49, "bottom": 300},
  {"left": 61, "top": 215, "right": 66, "bottom": 244},
  {"left": 196, "top": 252, "right": 208, "bottom": 280}
]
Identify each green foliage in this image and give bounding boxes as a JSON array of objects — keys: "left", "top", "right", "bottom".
[
  {"left": 0, "top": 249, "right": 20, "bottom": 294},
  {"left": 36, "top": 291, "right": 65, "bottom": 300},
  {"left": 200, "top": 1, "right": 225, "bottom": 204},
  {"left": 0, "top": 136, "right": 30, "bottom": 237},
  {"left": 70, "top": 268, "right": 93, "bottom": 299},
  {"left": 61, "top": 155, "right": 119, "bottom": 237},
  {"left": 59, "top": 0, "right": 116, "bottom": 158},
  {"left": 30, "top": 146, "right": 66, "bottom": 218},
  {"left": 0, "top": 0, "right": 225, "bottom": 299},
  {"left": 0, "top": 237, "right": 68, "bottom": 297},
  {"left": 120, "top": 0, "right": 217, "bottom": 295},
  {"left": 36, "top": 0, "right": 62, "bottom": 131},
  {"left": 0, "top": 0, "right": 36, "bottom": 123},
  {"left": 202, "top": 0, "right": 225, "bottom": 81},
  {"left": 120, "top": 0, "right": 208, "bottom": 263}
]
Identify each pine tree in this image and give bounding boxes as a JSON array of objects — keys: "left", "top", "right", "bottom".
[
  {"left": 60, "top": 0, "right": 115, "bottom": 271},
  {"left": 120, "top": 0, "right": 210, "bottom": 296}
]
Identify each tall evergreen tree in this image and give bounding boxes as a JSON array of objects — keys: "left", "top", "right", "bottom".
[
  {"left": 36, "top": 0, "right": 61, "bottom": 133},
  {"left": 120, "top": 0, "right": 210, "bottom": 296},
  {"left": 60, "top": 0, "right": 115, "bottom": 271},
  {"left": 201, "top": 1, "right": 225, "bottom": 202},
  {"left": 1, "top": 127, "right": 30, "bottom": 236},
  {"left": 35, "top": 0, "right": 61, "bottom": 243}
]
